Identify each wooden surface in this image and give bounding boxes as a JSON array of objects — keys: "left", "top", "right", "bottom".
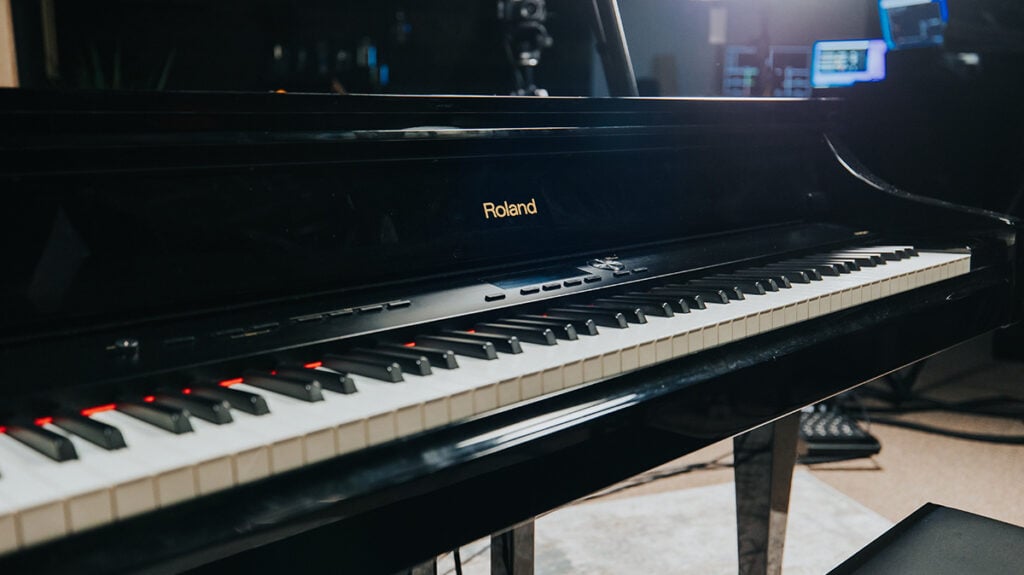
[{"left": 0, "top": 0, "right": 17, "bottom": 87}]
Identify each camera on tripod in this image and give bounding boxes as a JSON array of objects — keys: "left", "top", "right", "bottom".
[{"left": 498, "top": 0, "right": 553, "bottom": 95}]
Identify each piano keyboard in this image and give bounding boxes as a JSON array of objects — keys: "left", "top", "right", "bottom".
[{"left": 0, "top": 246, "right": 970, "bottom": 554}]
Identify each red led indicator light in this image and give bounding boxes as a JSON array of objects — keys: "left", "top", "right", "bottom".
[
  {"left": 466, "top": 329, "right": 476, "bottom": 334},
  {"left": 0, "top": 426, "right": 6, "bottom": 434},
  {"left": 182, "top": 388, "right": 192, "bottom": 395},
  {"left": 81, "top": 404, "right": 117, "bottom": 416},
  {"left": 219, "top": 377, "right": 244, "bottom": 387},
  {"left": 34, "top": 417, "right": 53, "bottom": 426},
  {"left": 403, "top": 342, "right": 416, "bottom": 348},
  {"left": 303, "top": 361, "right": 323, "bottom": 369},
  {"left": 143, "top": 395, "right": 156, "bottom": 403}
]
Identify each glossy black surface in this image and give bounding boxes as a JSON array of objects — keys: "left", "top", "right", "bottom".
[
  {"left": 1, "top": 263, "right": 1014, "bottom": 575},
  {"left": 52, "top": 414, "right": 127, "bottom": 451},
  {"left": 0, "top": 92, "right": 1019, "bottom": 574},
  {"left": 734, "top": 413, "right": 800, "bottom": 575},
  {"left": 0, "top": 92, "right": 835, "bottom": 342}
]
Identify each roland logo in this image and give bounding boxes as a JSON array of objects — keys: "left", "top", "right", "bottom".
[{"left": 482, "top": 198, "right": 538, "bottom": 219}]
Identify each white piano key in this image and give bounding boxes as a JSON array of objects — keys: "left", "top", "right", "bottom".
[
  {"left": 47, "top": 425, "right": 159, "bottom": 521},
  {"left": 0, "top": 492, "right": 17, "bottom": 555},
  {"left": 88, "top": 411, "right": 198, "bottom": 507},
  {"left": 0, "top": 436, "right": 69, "bottom": 547}
]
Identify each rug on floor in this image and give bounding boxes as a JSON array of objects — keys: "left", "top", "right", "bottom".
[{"left": 438, "top": 469, "right": 893, "bottom": 575}]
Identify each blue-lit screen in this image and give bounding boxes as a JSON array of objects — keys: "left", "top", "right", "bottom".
[
  {"left": 879, "top": 0, "right": 948, "bottom": 49},
  {"left": 811, "top": 39, "right": 888, "bottom": 88}
]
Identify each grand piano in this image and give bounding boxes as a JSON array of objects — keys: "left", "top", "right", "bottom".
[{"left": 0, "top": 89, "right": 1019, "bottom": 574}]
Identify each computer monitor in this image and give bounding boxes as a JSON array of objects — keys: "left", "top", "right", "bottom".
[
  {"left": 878, "top": 0, "right": 948, "bottom": 49},
  {"left": 811, "top": 39, "right": 888, "bottom": 89}
]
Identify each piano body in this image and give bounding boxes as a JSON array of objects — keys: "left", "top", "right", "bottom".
[{"left": 0, "top": 89, "right": 1019, "bottom": 574}]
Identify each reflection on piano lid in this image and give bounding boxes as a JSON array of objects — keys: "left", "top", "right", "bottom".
[{"left": 0, "top": 92, "right": 1019, "bottom": 574}]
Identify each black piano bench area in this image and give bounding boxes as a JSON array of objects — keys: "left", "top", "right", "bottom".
[{"left": 828, "top": 504, "right": 1024, "bottom": 575}]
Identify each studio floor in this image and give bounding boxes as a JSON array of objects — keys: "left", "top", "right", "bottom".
[{"left": 440, "top": 334, "right": 1024, "bottom": 574}]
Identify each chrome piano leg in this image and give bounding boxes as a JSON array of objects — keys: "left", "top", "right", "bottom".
[
  {"left": 491, "top": 520, "right": 535, "bottom": 575},
  {"left": 733, "top": 412, "right": 801, "bottom": 575}
]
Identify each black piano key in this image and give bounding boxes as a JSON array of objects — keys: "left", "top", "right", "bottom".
[
  {"left": 547, "top": 308, "right": 629, "bottom": 328},
  {"left": 565, "top": 303, "right": 647, "bottom": 324},
  {"left": 518, "top": 314, "right": 600, "bottom": 335},
  {"left": 443, "top": 330, "right": 523, "bottom": 354},
  {"left": 820, "top": 259, "right": 860, "bottom": 271},
  {"left": 845, "top": 247, "right": 910, "bottom": 259},
  {"left": 5, "top": 423, "right": 79, "bottom": 461},
  {"left": 118, "top": 401, "right": 194, "bottom": 434},
  {"left": 636, "top": 292, "right": 707, "bottom": 310},
  {"left": 682, "top": 282, "right": 746, "bottom": 300},
  {"left": 378, "top": 344, "right": 460, "bottom": 369},
  {"left": 650, "top": 287, "right": 730, "bottom": 304},
  {"left": 777, "top": 266, "right": 822, "bottom": 281},
  {"left": 349, "top": 349, "right": 433, "bottom": 376},
  {"left": 698, "top": 277, "right": 769, "bottom": 294},
  {"left": 416, "top": 335, "right": 498, "bottom": 360},
  {"left": 500, "top": 318, "right": 579, "bottom": 340},
  {"left": 154, "top": 394, "right": 233, "bottom": 425},
  {"left": 730, "top": 274, "right": 782, "bottom": 290},
  {"left": 321, "top": 355, "right": 405, "bottom": 382},
  {"left": 838, "top": 259, "right": 863, "bottom": 271},
  {"left": 617, "top": 293, "right": 691, "bottom": 313},
  {"left": 788, "top": 259, "right": 853, "bottom": 273},
  {"left": 843, "top": 248, "right": 907, "bottom": 260},
  {"left": 728, "top": 271, "right": 790, "bottom": 288},
  {"left": 474, "top": 323, "right": 557, "bottom": 345},
  {"left": 53, "top": 414, "right": 127, "bottom": 450},
  {"left": 746, "top": 266, "right": 815, "bottom": 282},
  {"left": 861, "top": 254, "right": 887, "bottom": 265},
  {"left": 768, "top": 262, "right": 839, "bottom": 277},
  {"left": 828, "top": 253, "right": 881, "bottom": 266},
  {"left": 192, "top": 386, "right": 271, "bottom": 415},
  {"left": 594, "top": 297, "right": 674, "bottom": 317},
  {"left": 243, "top": 370, "right": 328, "bottom": 399},
  {"left": 276, "top": 366, "right": 359, "bottom": 394}
]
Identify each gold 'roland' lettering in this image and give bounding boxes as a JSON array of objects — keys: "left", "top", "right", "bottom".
[{"left": 482, "top": 198, "right": 538, "bottom": 219}]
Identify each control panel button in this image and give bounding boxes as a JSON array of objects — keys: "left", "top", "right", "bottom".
[
  {"left": 563, "top": 278, "right": 583, "bottom": 287},
  {"left": 583, "top": 275, "right": 602, "bottom": 283},
  {"left": 613, "top": 270, "right": 631, "bottom": 277},
  {"left": 290, "top": 314, "right": 324, "bottom": 324},
  {"left": 542, "top": 282, "right": 561, "bottom": 291},
  {"left": 632, "top": 267, "right": 648, "bottom": 273},
  {"left": 359, "top": 304, "right": 385, "bottom": 313},
  {"left": 520, "top": 286, "right": 540, "bottom": 295},
  {"left": 387, "top": 300, "right": 412, "bottom": 309},
  {"left": 485, "top": 293, "right": 507, "bottom": 302}
]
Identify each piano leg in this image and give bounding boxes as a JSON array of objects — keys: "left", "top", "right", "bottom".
[
  {"left": 733, "top": 411, "right": 801, "bottom": 575},
  {"left": 491, "top": 520, "right": 535, "bottom": 575},
  {"left": 406, "top": 558, "right": 437, "bottom": 575}
]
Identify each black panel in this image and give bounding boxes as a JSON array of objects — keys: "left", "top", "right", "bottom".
[{"left": 0, "top": 92, "right": 832, "bottom": 339}]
